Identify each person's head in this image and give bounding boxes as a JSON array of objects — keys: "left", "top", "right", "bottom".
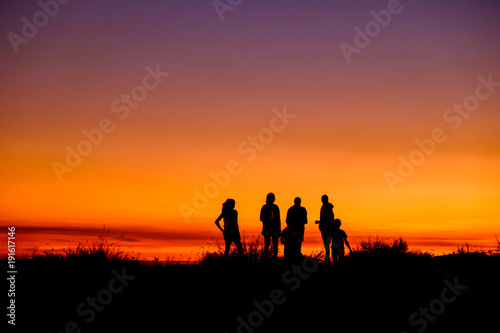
[
  {"left": 321, "top": 195, "right": 328, "bottom": 203},
  {"left": 294, "top": 197, "right": 301, "bottom": 205},
  {"left": 222, "top": 199, "right": 235, "bottom": 214},
  {"left": 266, "top": 193, "right": 275, "bottom": 204},
  {"left": 334, "top": 218, "right": 341, "bottom": 229}
]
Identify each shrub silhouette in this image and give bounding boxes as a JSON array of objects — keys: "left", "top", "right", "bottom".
[
  {"left": 28, "top": 226, "right": 136, "bottom": 262},
  {"left": 199, "top": 234, "right": 326, "bottom": 264},
  {"left": 198, "top": 234, "right": 266, "bottom": 264},
  {"left": 453, "top": 234, "right": 500, "bottom": 256},
  {"left": 350, "top": 235, "right": 429, "bottom": 258},
  {"left": 493, "top": 233, "right": 500, "bottom": 256}
]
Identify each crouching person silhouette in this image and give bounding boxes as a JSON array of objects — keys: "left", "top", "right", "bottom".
[
  {"left": 281, "top": 226, "right": 303, "bottom": 260},
  {"left": 331, "top": 219, "right": 352, "bottom": 262},
  {"left": 215, "top": 199, "right": 243, "bottom": 256}
]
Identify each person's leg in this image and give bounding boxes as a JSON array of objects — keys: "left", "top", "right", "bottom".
[
  {"left": 234, "top": 237, "right": 243, "bottom": 255},
  {"left": 322, "top": 231, "right": 330, "bottom": 261},
  {"left": 290, "top": 243, "right": 297, "bottom": 260},
  {"left": 296, "top": 241, "right": 303, "bottom": 259},
  {"left": 326, "top": 234, "right": 331, "bottom": 261},
  {"left": 338, "top": 248, "right": 345, "bottom": 261},
  {"left": 264, "top": 235, "right": 271, "bottom": 258},
  {"left": 299, "top": 228, "right": 305, "bottom": 257},
  {"left": 223, "top": 232, "right": 230, "bottom": 256},
  {"left": 331, "top": 248, "right": 337, "bottom": 262},
  {"left": 272, "top": 235, "right": 279, "bottom": 258}
]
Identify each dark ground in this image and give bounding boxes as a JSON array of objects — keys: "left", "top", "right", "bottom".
[{"left": 7, "top": 254, "right": 500, "bottom": 333}]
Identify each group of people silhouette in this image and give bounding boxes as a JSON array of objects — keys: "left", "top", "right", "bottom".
[{"left": 214, "top": 193, "right": 352, "bottom": 262}]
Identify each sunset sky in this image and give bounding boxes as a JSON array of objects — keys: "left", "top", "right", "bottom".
[{"left": 1, "top": 0, "right": 499, "bottom": 259}]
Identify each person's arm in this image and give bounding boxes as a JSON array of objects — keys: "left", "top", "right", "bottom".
[
  {"left": 316, "top": 206, "right": 324, "bottom": 225},
  {"left": 260, "top": 206, "right": 265, "bottom": 223},
  {"left": 304, "top": 208, "right": 308, "bottom": 224},
  {"left": 276, "top": 206, "right": 281, "bottom": 235},
  {"left": 215, "top": 213, "right": 224, "bottom": 233},
  {"left": 344, "top": 236, "right": 352, "bottom": 253},
  {"left": 319, "top": 205, "right": 325, "bottom": 223}
]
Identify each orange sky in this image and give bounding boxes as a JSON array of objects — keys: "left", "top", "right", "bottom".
[{"left": 1, "top": 1, "right": 499, "bottom": 259}]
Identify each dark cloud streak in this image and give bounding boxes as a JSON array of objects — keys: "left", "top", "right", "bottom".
[{"left": 0, "top": 224, "right": 213, "bottom": 243}]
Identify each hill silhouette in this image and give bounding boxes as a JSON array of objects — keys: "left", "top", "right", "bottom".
[{"left": 6, "top": 236, "right": 500, "bottom": 332}]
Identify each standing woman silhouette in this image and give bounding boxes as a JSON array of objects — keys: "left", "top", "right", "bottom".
[{"left": 215, "top": 199, "right": 243, "bottom": 256}]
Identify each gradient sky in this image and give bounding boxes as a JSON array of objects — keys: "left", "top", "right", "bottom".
[{"left": 1, "top": 0, "right": 499, "bottom": 259}]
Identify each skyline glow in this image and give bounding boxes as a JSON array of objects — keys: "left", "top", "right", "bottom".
[{"left": 1, "top": 0, "right": 499, "bottom": 259}]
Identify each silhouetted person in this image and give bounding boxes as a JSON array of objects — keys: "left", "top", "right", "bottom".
[
  {"left": 331, "top": 219, "right": 352, "bottom": 262},
  {"left": 260, "top": 193, "right": 281, "bottom": 259},
  {"left": 280, "top": 226, "right": 302, "bottom": 260},
  {"left": 315, "top": 195, "right": 334, "bottom": 261},
  {"left": 285, "top": 197, "right": 307, "bottom": 257},
  {"left": 215, "top": 199, "right": 243, "bottom": 256}
]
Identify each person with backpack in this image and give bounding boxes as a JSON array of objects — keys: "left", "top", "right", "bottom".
[
  {"left": 215, "top": 199, "right": 243, "bottom": 256},
  {"left": 260, "top": 193, "right": 281, "bottom": 258},
  {"left": 331, "top": 219, "right": 352, "bottom": 262},
  {"left": 285, "top": 197, "right": 308, "bottom": 257},
  {"left": 315, "top": 195, "right": 335, "bottom": 262}
]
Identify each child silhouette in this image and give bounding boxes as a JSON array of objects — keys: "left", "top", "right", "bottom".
[{"left": 331, "top": 219, "right": 352, "bottom": 262}]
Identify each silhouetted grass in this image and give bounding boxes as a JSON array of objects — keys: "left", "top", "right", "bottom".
[
  {"left": 199, "top": 235, "right": 329, "bottom": 265},
  {"left": 453, "top": 235, "right": 500, "bottom": 256},
  {"left": 9, "top": 231, "right": 499, "bottom": 265},
  {"left": 198, "top": 234, "right": 266, "bottom": 264},
  {"left": 4, "top": 230, "right": 499, "bottom": 333},
  {"left": 196, "top": 235, "right": 433, "bottom": 265},
  {"left": 351, "top": 235, "right": 432, "bottom": 258},
  {"left": 27, "top": 226, "right": 136, "bottom": 262},
  {"left": 454, "top": 243, "right": 487, "bottom": 255},
  {"left": 492, "top": 233, "right": 500, "bottom": 256}
]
